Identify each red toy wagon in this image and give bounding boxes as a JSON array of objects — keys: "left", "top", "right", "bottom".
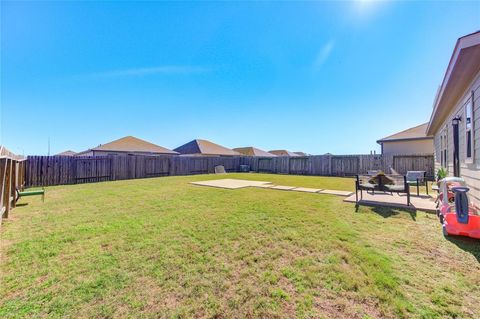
[{"left": 436, "top": 177, "right": 480, "bottom": 239}]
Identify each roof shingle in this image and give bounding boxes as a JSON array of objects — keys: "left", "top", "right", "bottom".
[
  {"left": 55, "top": 150, "right": 77, "bottom": 156},
  {"left": 233, "top": 147, "right": 277, "bottom": 157},
  {"left": 174, "top": 139, "right": 240, "bottom": 156},
  {"left": 87, "top": 136, "right": 178, "bottom": 154},
  {"left": 377, "top": 123, "right": 432, "bottom": 143},
  {"left": 268, "top": 150, "right": 301, "bottom": 157}
]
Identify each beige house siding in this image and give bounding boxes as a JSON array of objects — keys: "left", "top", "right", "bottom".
[
  {"left": 76, "top": 151, "right": 94, "bottom": 156},
  {"left": 433, "top": 71, "right": 480, "bottom": 204},
  {"left": 382, "top": 139, "right": 433, "bottom": 155}
]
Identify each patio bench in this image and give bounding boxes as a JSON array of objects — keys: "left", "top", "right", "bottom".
[{"left": 355, "top": 174, "right": 410, "bottom": 206}]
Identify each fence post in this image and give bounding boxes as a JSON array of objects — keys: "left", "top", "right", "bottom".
[
  {"left": 11, "top": 162, "right": 17, "bottom": 209},
  {"left": 328, "top": 155, "right": 332, "bottom": 176},
  {"left": 0, "top": 159, "right": 6, "bottom": 222},
  {"left": 169, "top": 156, "right": 174, "bottom": 176},
  {"left": 358, "top": 156, "right": 362, "bottom": 175},
  {"left": 4, "top": 159, "right": 12, "bottom": 218}
]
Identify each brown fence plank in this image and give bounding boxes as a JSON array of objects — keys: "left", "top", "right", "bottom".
[{"left": 1, "top": 150, "right": 26, "bottom": 224}]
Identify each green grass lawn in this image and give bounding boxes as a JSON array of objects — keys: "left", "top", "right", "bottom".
[{"left": 1, "top": 173, "right": 478, "bottom": 318}]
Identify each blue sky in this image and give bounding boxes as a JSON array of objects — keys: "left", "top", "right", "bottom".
[{"left": 1, "top": 1, "right": 479, "bottom": 155}]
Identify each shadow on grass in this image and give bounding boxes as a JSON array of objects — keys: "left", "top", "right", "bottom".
[
  {"left": 446, "top": 236, "right": 480, "bottom": 263},
  {"left": 355, "top": 204, "right": 417, "bottom": 221}
]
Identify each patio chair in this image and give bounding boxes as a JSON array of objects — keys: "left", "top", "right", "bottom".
[
  {"left": 406, "top": 171, "right": 428, "bottom": 196},
  {"left": 214, "top": 165, "right": 226, "bottom": 174}
]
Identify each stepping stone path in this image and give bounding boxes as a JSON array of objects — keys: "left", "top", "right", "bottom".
[
  {"left": 254, "top": 184, "right": 276, "bottom": 188},
  {"left": 292, "top": 187, "right": 322, "bottom": 193},
  {"left": 319, "top": 189, "right": 354, "bottom": 196},
  {"left": 190, "top": 179, "right": 272, "bottom": 189},
  {"left": 270, "top": 185, "right": 297, "bottom": 191},
  {"left": 191, "top": 179, "right": 352, "bottom": 197}
]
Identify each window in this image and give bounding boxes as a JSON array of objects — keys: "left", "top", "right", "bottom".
[
  {"left": 465, "top": 94, "right": 473, "bottom": 162},
  {"left": 440, "top": 135, "right": 444, "bottom": 166},
  {"left": 441, "top": 126, "right": 448, "bottom": 168}
]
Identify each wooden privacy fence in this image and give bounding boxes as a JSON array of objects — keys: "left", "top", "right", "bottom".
[
  {"left": 244, "top": 154, "right": 434, "bottom": 177},
  {"left": 1, "top": 146, "right": 26, "bottom": 226},
  {"left": 25, "top": 153, "right": 434, "bottom": 187}
]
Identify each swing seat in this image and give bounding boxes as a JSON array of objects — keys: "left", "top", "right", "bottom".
[{"left": 16, "top": 189, "right": 45, "bottom": 203}]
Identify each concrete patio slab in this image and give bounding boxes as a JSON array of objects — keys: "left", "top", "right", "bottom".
[
  {"left": 190, "top": 179, "right": 272, "bottom": 189},
  {"left": 343, "top": 192, "right": 436, "bottom": 212},
  {"left": 270, "top": 185, "right": 297, "bottom": 191},
  {"left": 319, "top": 190, "right": 354, "bottom": 197},
  {"left": 292, "top": 187, "right": 322, "bottom": 193}
]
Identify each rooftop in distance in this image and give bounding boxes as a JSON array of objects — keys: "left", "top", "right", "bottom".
[
  {"left": 174, "top": 139, "right": 240, "bottom": 156},
  {"left": 233, "top": 147, "right": 277, "bottom": 157},
  {"left": 376, "top": 123, "right": 432, "bottom": 143},
  {"left": 55, "top": 150, "right": 77, "bottom": 156},
  {"left": 77, "top": 136, "right": 178, "bottom": 155},
  {"left": 269, "top": 150, "right": 301, "bottom": 157}
]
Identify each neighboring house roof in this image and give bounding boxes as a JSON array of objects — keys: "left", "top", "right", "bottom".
[
  {"left": 377, "top": 123, "right": 432, "bottom": 144},
  {"left": 56, "top": 150, "right": 77, "bottom": 156},
  {"left": 233, "top": 147, "right": 277, "bottom": 157},
  {"left": 427, "top": 31, "right": 480, "bottom": 135},
  {"left": 294, "top": 152, "right": 308, "bottom": 156},
  {"left": 174, "top": 139, "right": 240, "bottom": 156},
  {"left": 269, "top": 150, "right": 300, "bottom": 157},
  {"left": 78, "top": 136, "right": 178, "bottom": 155}
]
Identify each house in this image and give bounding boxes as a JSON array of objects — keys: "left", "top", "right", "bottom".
[
  {"left": 426, "top": 31, "right": 480, "bottom": 202},
  {"left": 76, "top": 136, "right": 178, "bottom": 156},
  {"left": 233, "top": 147, "right": 277, "bottom": 157},
  {"left": 174, "top": 139, "right": 240, "bottom": 156},
  {"left": 294, "top": 152, "right": 308, "bottom": 156},
  {"left": 377, "top": 123, "right": 434, "bottom": 155},
  {"left": 268, "top": 150, "right": 300, "bottom": 157},
  {"left": 55, "top": 150, "right": 77, "bottom": 156}
]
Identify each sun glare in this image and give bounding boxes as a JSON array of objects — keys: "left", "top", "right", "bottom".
[{"left": 352, "top": 0, "right": 384, "bottom": 19}]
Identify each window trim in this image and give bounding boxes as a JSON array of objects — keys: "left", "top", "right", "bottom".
[
  {"left": 465, "top": 92, "right": 474, "bottom": 164},
  {"left": 440, "top": 134, "right": 443, "bottom": 167},
  {"left": 440, "top": 125, "right": 448, "bottom": 169}
]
